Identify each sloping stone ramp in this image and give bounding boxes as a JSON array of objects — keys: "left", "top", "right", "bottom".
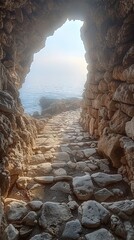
[{"left": 4, "top": 110, "right": 134, "bottom": 240}]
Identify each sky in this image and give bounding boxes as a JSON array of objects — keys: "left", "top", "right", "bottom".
[{"left": 19, "top": 20, "right": 87, "bottom": 113}]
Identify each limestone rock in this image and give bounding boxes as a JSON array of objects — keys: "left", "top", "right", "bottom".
[
  {"left": 113, "top": 83, "right": 134, "bottom": 105},
  {"left": 27, "top": 184, "right": 45, "bottom": 201},
  {"left": 79, "top": 200, "right": 110, "bottom": 228},
  {"left": 3, "top": 224, "right": 19, "bottom": 240},
  {"left": 102, "top": 200, "right": 134, "bottom": 218},
  {"left": 19, "top": 226, "right": 33, "bottom": 238},
  {"left": 110, "top": 215, "right": 127, "bottom": 238},
  {"left": 85, "top": 228, "right": 115, "bottom": 240},
  {"left": 83, "top": 148, "right": 97, "bottom": 158},
  {"left": 34, "top": 176, "right": 54, "bottom": 184},
  {"left": 0, "top": 91, "right": 15, "bottom": 113},
  {"left": 27, "top": 201, "right": 43, "bottom": 211},
  {"left": 22, "top": 211, "right": 37, "bottom": 226},
  {"left": 29, "top": 232, "right": 52, "bottom": 240},
  {"left": 50, "top": 181, "right": 71, "bottom": 194},
  {"left": 54, "top": 152, "right": 70, "bottom": 162},
  {"left": 39, "top": 202, "right": 72, "bottom": 233},
  {"left": 125, "top": 117, "right": 134, "bottom": 140},
  {"left": 53, "top": 168, "right": 67, "bottom": 176},
  {"left": 73, "top": 175, "right": 94, "bottom": 200},
  {"left": 91, "top": 172, "right": 122, "bottom": 187},
  {"left": 98, "top": 132, "right": 122, "bottom": 168},
  {"left": 62, "top": 219, "right": 82, "bottom": 239},
  {"left": 109, "top": 110, "right": 130, "bottom": 134},
  {"left": 5, "top": 201, "right": 28, "bottom": 222},
  {"left": 94, "top": 188, "right": 113, "bottom": 202}
]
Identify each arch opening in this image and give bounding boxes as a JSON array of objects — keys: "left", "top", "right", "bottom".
[{"left": 19, "top": 19, "right": 87, "bottom": 115}]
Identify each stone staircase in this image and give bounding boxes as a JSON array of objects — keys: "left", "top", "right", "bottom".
[{"left": 4, "top": 110, "right": 134, "bottom": 240}]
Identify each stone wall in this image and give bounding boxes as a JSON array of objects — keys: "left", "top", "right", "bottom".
[
  {"left": 80, "top": 0, "right": 134, "bottom": 189},
  {"left": 0, "top": 0, "right": 134, "bottom": 199}
]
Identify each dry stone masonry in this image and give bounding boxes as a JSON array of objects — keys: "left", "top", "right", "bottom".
[{"left": 0, "top": 0, "right": 134, "bottom": 239}]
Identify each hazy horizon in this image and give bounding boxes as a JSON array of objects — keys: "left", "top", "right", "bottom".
[{"left": 19, "top": 20, "right": 87, "bottom": 114}]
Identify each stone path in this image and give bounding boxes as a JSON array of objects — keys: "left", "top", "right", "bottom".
[{"left": 4, "top": 110, "right": 134, "bottom": 240}]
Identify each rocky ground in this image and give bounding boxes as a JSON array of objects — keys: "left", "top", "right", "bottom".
[{"left": 3, "top": 110, "right": 134, "bottom": 240}]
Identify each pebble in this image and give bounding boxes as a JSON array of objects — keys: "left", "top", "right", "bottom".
[
  {"left": 85, "top": 228, "right": 115, "bottom": 240},
  {"left": 53, "top": 168, "right": 67, "bottom": 176},
  {"left": 29, "top": 232, "right": 52, "bottom": 240},
  {"left": 62, "top": 219, "right": 82, "bottom": 239},
  {"left": 79, "top": 200, "right": 110, "bottom": 228},
  {"left": 22, "top": 211, "right": 37, "bottom": 226},
  {"left": 83, "top": 148, "right": 97, "bottom": 158},
  {"left": 27, "top": 201, "right": 43, "bottom": 211},
  {"left": 34, "top": 176, "right": 54, "bottom": 184},
  {"left": 94, "top": 188, "right": 114, "bottom": 202},
  {"left": 73, "top": 174, "right": 94, "bottom": 200},
  {"left": 54, "top": 152, "right": 70, "bottom": 162},
  {"left": 91, "top": 172, "right": 122, "bottom": 187},
  {"left": 39, "top": 202, "right": 72, "bottom": 233},
  {"left": 6, "top": 201, "right": 28, "bottom": 222},
  {"left": 51, "top": 181, "right": 71, "bottom": 193},
  {"left": 3, "top": 224, "right": 19, "bottom": 240},
  {"left": 19, "top": 226, "right": 33, "bottom": 237},
  {"left": 110, "top": 215, "right": 127, "bottom": 238}
]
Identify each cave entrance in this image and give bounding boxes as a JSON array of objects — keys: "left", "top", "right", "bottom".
[{"left": 19, "top": 20, "right": 87, "bottom": 115}]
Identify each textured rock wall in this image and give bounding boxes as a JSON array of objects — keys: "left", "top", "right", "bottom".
[
  {"left": 0, "top": 0, "right": 134, "bottom": 198},
  {"left": 80, "top": 1, "right": 134, "bottom": 187}
]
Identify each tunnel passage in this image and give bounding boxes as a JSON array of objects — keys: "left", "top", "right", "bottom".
[{"left": 0, "top": 0, "right": 134, "bottom": 215}]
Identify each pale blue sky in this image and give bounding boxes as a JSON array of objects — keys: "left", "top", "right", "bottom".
[{"left": 20, "top": 20, "right": 87, "bottom": 113}]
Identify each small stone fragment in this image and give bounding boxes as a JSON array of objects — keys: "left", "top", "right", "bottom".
[
  {"left": 5, "top": 201, "right": 28, "bottom": 222},
  {"left": 73, "top": 174, "right": 94, "bottom": 200},
  {"left": 29, "top": 232, "right": 52, "bottom": 240},
  {"left": 62, "top": 219, "right": 82, "bottom": 239},
  {"left": 3, "top": 224, "right": 19, "bottom": 240},
  {"left": 34, "top": 176, "right": 54, "bottom": 184},
  {"left": 51, "top": 182, "right": 71, "bottom": 193},
  {"left": 19, "top": 226, "right": 33, "bottom": 237},
  {"left": 94, "top": 188, "right": 113, "bottom": 202},
  {"left": 110, "top": 215, "right": 127, "bottom": 238},
  {"left": 22, "top": 211, "right": 37, "bottom": 226},
  {"left": 91, "top": 172, "right": 122, "bottom": 187},
  {"left": 85, "top": 228, "right": 115, "bottom": 240},
  {"left": 53, "top": 168, "right": 67, "bottom": 176},
  {"left": 27, "top": 201, "right": 43, "bottom": 211},
  {"left": 79, "top": 200, "right": 110, "bottom": 228}
]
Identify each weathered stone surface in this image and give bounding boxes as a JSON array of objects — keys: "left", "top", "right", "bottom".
[
  {"left": 27, "top": 184, "right": 45, "bottom": 201},
  {"left": 102, "top": 200, "right": 134, "bottom": 218},
  {"left": 79, "top": 200, "right": 110, "bottom": 228},
  {"left": 113, "top": 83, "right": 134, "bottom": 105},
  {"left": 34, "top": 176, "right": 54, "bottom": 184},
  {"left": 19, "top": 226, "right": 33, "bottom": 238},
  {"left": 62, "top": 219, "right": 82, "bottom": 239},
  {"left": 3, "top": 224, "right": 19, "bottom": 240},
  {"left": 125, "top": 117, "right": 134, "bottom": 140},
  {"left": 22, "top": 211, "right": 37, "bottom": 226},
  {"left": 39, "top": 202, "right": 72, "bottom": 232},
  {"left": 29, "top": 233, "right": 52, "bottom": 240},
  {"left": 85, "top": 228, "right": 115, "bottom": 240},
  {"left": 109, "top": 110, "right": 130, "bottom": 134},
  {"left": 0, "top": 91, "right": 15, "bottom": 113},
  {"left": 91, "top": 172, "right": 122, "bottom": 187},
  {"left": 51, "top": 181, "right": 71, "bottom": 194},
  {"left": 110, "top": 215, "right": 127, "bottom": 238},
  {"left": 27, "top": 201, "right": 43, "bottom": 211},
  {"left": 5, "top": 201, "right": 28, "bottom": 222},
  {"left": 98, "top": 132, "right": 122, "bottom": 168},
  {"left": 94, "top": 188, "right": 113, "bottom": 202},
  {"left": 83, "top": 148, "right": 97, "bottom": 158},
  {"left": 73, "top": 175, "right": 94, "bottom": 200},
  {"left": 54, "top": 152, "right": 70, "bottom": 162}
]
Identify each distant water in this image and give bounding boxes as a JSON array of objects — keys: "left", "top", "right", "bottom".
[
  {"left": 19, "top": 78, "right": 85, "bottom": 115},
  {"left": 19, "top": 20, "right": 87, "bottom": 115}
]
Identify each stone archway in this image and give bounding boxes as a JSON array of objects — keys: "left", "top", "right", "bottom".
[{"left": 0, "top": 0, "right": 134, "bottom": 236}]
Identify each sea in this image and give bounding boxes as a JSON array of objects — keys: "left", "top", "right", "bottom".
[{"left": 19, "top": 77, "right": 86, "bottom": 115}]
